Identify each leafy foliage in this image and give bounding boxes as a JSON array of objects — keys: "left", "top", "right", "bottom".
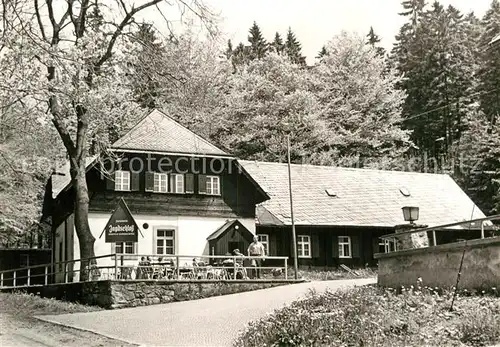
[{"left": 234, "top": 285, "right": 500, "bottom": 347}]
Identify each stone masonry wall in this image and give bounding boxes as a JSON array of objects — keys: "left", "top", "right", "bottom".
[
  {"left": 2, "top": 280, "right": 297, "bottom": 309},
  {"left": 376, "top": 236, "right": 500, "bottom": 290},
  {"left": 110, "top": 280, "right": 292, "bottom": 309}
]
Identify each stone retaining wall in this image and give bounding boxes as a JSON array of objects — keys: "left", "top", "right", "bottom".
[
  {"left": 1, "top": 280, "right": 300, "bottom": 309},
  {"left": 375, "top": 236, "right": 500, "bottom": 290}
]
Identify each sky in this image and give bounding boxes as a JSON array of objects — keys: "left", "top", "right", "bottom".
[{"left": 200, "top": 0, "right": 492, "bottom": 64}]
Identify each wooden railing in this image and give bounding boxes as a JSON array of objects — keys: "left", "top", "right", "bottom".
[
  {"left": 0, "top": 253, "right": 289, "bottom": 288},
  {"left": 113, "top": 254, "right": 289, "bottom": 281},
  {"left": 0, "top": 254, "right": 115, "bottom": 288},
  {"left": 378, "top": 214, "right": 500, "bottom": 253}
]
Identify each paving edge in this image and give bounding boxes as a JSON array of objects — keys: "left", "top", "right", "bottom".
[{"left": 34, "top": 315, "right": 147, "bottom": 347}]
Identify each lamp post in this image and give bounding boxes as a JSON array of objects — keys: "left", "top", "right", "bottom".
[
  {"left": 287, "top": 135, "right": 298, "bottom": 279},
  {"left": 402, "top": 206, "right": 419, "bottom": 224}
]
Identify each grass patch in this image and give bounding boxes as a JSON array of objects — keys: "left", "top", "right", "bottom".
[
  {"left": 234, "top": 284, "right": 500, "bottom": 347},
  {"left": 259, "top": 267, "right": 377, "bottom": 281},
  {"left": 0, "top": 291, "right": 102, "bottom": 317},
  {"left": 296, "top": 267, "right": 377, "bottom": 281}
]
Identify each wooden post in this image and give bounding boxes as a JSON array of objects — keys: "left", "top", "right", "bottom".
[
  {"left": 233, "top": 257, "right": 237, "bottom": 280},
  {"left": 481, "top": 221, "right": 485, "bottom": 239},
  {"left": 64, "top": 263, "right": 68, "bottom": 283},
  {"left": 13, "top": 271, "right": 16, "bottom": 287},
  {"left": 27, "top": 268, "right": 31, "bottom": 286},
  {"left": 284, "top": 258, "right": 288, "bottom": 280},
  {"left": 287, "top": 135, "right": 298, "bottom": 280},
  {"left": 44, "top": 266, "right": 48, "bottom": 285},
  {"left": 114, "top": 254, "right": 118, "bottom": 280},
  {"left": 432, "top": 231, "right": 437, "bottom": 246},
  {"left": 176, "top": 256, "right": 180, "bottom": 280},
  {"left": 0, "top": 272, "right": 3, "bottom": 287}
]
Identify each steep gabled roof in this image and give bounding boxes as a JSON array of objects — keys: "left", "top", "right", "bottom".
[
  {"left": 206, "top": 220, "right": 253, "bottom": 241},
  {"left": 240, "top": 160, "right": 488, "bottom": 229},
  {"left": 112, "top": 109, "right": 229, "bottom": 157}
]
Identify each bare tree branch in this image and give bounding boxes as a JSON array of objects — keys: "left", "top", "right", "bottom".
[
  {"left": 95, "top": 0, "right": 163, "bottom": 69},
  {"left": 45, "top": 0, "right": 59, "bottom": 43},
  {"left": 34, "top": 0, "right": 47, "bottom": 42},
  {"left": 75, "top": 0, "right": 90, "bottom": 38}
]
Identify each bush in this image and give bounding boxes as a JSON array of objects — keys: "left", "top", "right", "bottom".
[{"left": 233, "top": 284, "right": 500, "bottom": 347}]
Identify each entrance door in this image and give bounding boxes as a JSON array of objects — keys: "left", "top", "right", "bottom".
[{"left": 228, "top": 242, "right": 244, "bottom": 254}]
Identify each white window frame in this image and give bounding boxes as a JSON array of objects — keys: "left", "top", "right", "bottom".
[
  {"left": 206, "top": 175, "right": 220, "bottom": 196},
  {"left": 115, "top": 170, "right": 130, "bottom": 191},
  {"left": 338, "top": 236, "right": 352, "bottom": 258},
  {"left": 379, "top": 239, "right": 386, "bottom": 253},
  {"left": 114, "top": 242, "right": 137, "bottom": 254},
  {"left": 154, "top": 173, "right": 168, "bottom": 193},
  {"left": 155, "top": 228, "right": 176, "bottom": 255},
  {"left": 384, "top": 238, "right": 397, "bottom": 253},
  {"left": 257, "top": 234, "right": 269, "bottom": 255},
  {"left": 297, "top": 235, "right": 311, "bottom": 258},
  {"left": 170, "top": 173, "right": 184, "bottom": 194}
]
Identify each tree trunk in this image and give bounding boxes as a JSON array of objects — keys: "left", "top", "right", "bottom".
[{"left": 71, "top": 155, "right": 96, "bottom": 281}]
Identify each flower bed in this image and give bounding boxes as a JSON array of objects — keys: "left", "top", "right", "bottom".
[{"left": 234, "top": 284, "right": 500, "bottom": 347}]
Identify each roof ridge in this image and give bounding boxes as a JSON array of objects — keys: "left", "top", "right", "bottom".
[
  {"left": 154, "top": 109, "right": 225, "bottom": 154},
  {"left": 240, "top": 159, "right": 451, "bottom": 177}
]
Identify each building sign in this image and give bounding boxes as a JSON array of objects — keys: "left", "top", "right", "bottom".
[{"left": 101, "top": 198, "right": 140, "bottom": 243}]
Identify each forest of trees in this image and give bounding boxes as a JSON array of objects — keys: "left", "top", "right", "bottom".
[{"left": 0, "top": 0, "right": 498, "bottom": 256}]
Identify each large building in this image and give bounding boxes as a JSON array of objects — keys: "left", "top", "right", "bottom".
[
  {"left": 43, "top": 110, "right": 268, "bottom": 279},
  {"left": 42, "top": 109, "right": 488, "bottom": 274},
  {"left": 241, "top": 160, "right": 488, "bottom": 268}
]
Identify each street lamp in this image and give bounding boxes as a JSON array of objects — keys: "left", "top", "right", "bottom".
[{"left": 402, "top": 206, "right": 419, "bottom": 224}]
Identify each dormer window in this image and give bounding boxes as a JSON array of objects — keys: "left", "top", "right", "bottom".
[
  {"left": 399, "top": 187, "right": 411, "bottom": 197},
  {"left": 325, "top": 189, "right": 337, "bottom": 197},
  {"left": 115, "top": 171, "right": 130, "bottom": 191}
]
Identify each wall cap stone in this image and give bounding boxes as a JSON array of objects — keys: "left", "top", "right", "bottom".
[{"left": 374, "top": 236, "right": 500, "bottom": 259}]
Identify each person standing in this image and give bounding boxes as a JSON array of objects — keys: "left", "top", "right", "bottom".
[{"left": 247, "top": 235, "right": 266, "bottom": 279}]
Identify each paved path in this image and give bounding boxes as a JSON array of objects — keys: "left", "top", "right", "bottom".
[{"left": 38, "top": 278, "right": 376, "bottom": 347}]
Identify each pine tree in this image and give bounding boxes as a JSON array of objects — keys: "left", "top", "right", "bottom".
[
  {"left": 399, "top": 0, "right": 426, "bottom": 27},
  {"left": 247, "top": 21, "right": 268, "bottom": 60},
  {"left": 271, "top": 32, "right": 284, "bottom": 55},
  {"left": 477, "top": 0, "right": 500, "bottom": 127},
  {"left": 284, "top": 27, "right": 306, "bottom": 65},
  {"left": 316, "top": 46, "right": 328, "bottom": 59},
  {"left": 87, "top": 0, "right": 104, "bottom": 31},
  {"left": 232, "top": 42, "right": 251, "bottom": 66},
  {"left": 130, "top": 23, "right": 166, "bottom": 109},
  {"left": 225, "top": 39, "right": 233, "bottom": 60},
  {"left": 366, "top": 26, "right": 386, "bottom": 57},
  {"left": 467, "top": 0, "right": 500, "bottom": 214}
]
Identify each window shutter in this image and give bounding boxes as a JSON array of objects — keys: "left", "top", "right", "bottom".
[
  {"left": 185, "top": 173, "right": 194, "bottom": 193},
  {"left": 106, "top": 171, "right": 116, "bottom": 190},
  {"left": 351, "top": 235, "right": 360, "bottom": 258},
  {"left": 169, "top": 174, "right": 175, "bottom": 193},
  {"left": 312, "top": 233, "right": 319, "bottom": 258},
  {"left": 145, "top": 172, "right": 155, "bottom": 192},
  {"left": 198, "top": 175, "right": 207, "bottom": 194},
  {"left": 372, "top": 237, "right": 379, "bottom": 255},
  {"left": 332, "top": 236, "right": 339, "bottom": 258},
  {"left": 130, "top": 172, "right": 140, "bottom": 191}
]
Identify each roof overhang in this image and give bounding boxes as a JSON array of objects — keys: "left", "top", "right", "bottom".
[{"left": 109, "top": 147, "right": 236, "bottom": 159}]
